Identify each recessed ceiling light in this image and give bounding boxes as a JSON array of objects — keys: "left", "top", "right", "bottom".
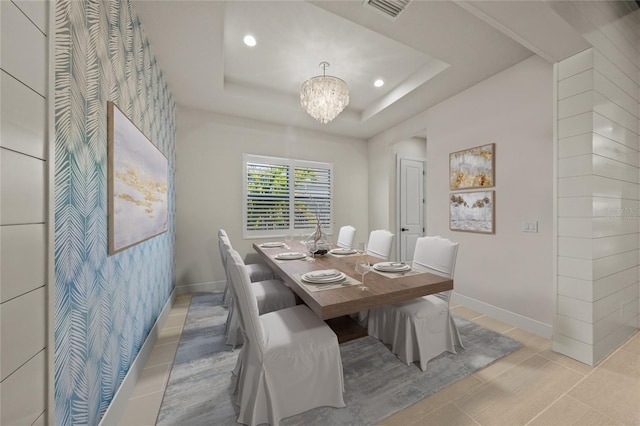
[
  {"left": 243, "top": 35, "right": 256, "bottom": 47},
  {"left": 374, "top": 79, "right": 384, "bottom": 88}
]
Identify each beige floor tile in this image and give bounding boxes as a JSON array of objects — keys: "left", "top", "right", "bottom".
[
  {"left": 569, "top": 350, "right": 640, "bottom": 425},
  {"left": 156, "top": 326, "right": 183, "bottom": 345},
  {"left": 164, "top": 313, "right": 187, "bottom": 329},
  {"left": 145, "top": 341, "right": 179, "bottom": 368},
  {"left": 131, "top": 364, "right": 172, "bottom": 398},
  {"left": 473, "top": 346, "right": 536, "bottom": 382},
  {"left": 528, "top": 395, "right": 619, "bottom": 426},
  {"left": 504, "top": 328, "right": 551, "bottom": 352},
  {"left": 451, "top": 306, "right": 483, "bottom": 320},
  {"left": 175, "top": 294, "right": 192, "bottom": 303},
  {"left": 118, "top": 390, "right": 164, "bottom": 426},
  {"left": 620, "top": 331, "right": 640, "bottom": 356},
  {"left": 468, "top": 356, "right": 583, "bottom": 426},
  {"left": 538, "top": 347, "right": 594, "bottom": 376},
  {"left": 472, "top": 315, "right": 515, "bottom": 334},
  {"left": 409, "top": 402, "right": 478, "bottom": 426},
  {"left": 380, "top": 375, "right": 484, "bottom": 425}
]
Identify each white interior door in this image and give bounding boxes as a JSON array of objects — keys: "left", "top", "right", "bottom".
[{"left": 397, "top": 157, "right": 425, "bottom": 262}]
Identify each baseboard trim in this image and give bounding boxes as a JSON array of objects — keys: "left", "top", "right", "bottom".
[
  {"left": 98, "top": 288, "right": 177, "bottom": 426},
  {"left": 175, "top": 280, "right": 225, "bottom": 294},
  {"left": 452, "top": 292, "right": 553, "bottom": 339}
]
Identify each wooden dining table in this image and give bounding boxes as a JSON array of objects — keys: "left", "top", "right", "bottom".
[{"left": 253, "top": 241, "right": 453, "bottom": 342}]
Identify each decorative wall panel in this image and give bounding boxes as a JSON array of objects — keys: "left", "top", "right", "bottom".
[{"left": 54, "top": 0, "right": 175, "bottom": 424}]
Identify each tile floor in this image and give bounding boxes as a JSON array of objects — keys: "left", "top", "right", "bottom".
[{"left": 118, "top": 294, "right": 640, "bottom": 425}]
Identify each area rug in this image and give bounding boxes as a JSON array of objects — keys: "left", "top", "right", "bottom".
[{"left": 157, "top": 293, "right": 523, "bottom": 425}]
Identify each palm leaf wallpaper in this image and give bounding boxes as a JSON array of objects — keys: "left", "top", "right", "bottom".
[{"left": 54, "top": 0, "right": 176, "bottom": 424}]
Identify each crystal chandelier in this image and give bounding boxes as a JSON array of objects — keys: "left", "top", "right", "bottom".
[{"left": 300, "top": 62, "right": 349, "bottom": 124}]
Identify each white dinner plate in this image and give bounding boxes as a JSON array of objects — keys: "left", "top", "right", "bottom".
[
  {"left": 274, "top": 252, "right": 306, "bottom": 260},
  {"left": 260, "top": 242, "right": 285, "bottom": 248},
  {"left": 329, "top": 248, "right": 357, "bottom": 255},
  {"left": 301, "top": 269, "right": 346, "bottom": 284},
  {"left": 373, "top": 262, "right": 411, "bottom": 272}
]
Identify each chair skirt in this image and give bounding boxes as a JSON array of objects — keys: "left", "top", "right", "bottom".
[
  {"left": 225, "top": 279, "right": 295, "bottom": 346},
  {"left": 235, "top": 305, "right": 345, "bottom": 426},
  {"left": 368, "top": 294, "right": 463, "bottom": 371}
]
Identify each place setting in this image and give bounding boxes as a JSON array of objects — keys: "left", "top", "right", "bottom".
[
  {"left": 298, "top": 269, "right": 360, "bottom": 292},
  {"left": 371, "top": 261, "right": 423, "bottom": 279},
  {"left": 328, "top": 247, "right": 359, "bottom": 257},
  {"left": 273, "top": 251, "right": 307, "bottom": 262}
]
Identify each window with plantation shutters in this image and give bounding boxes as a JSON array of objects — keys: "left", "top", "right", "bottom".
[{"left": 243, "top": 154, "right": 333, "bottom": 238}]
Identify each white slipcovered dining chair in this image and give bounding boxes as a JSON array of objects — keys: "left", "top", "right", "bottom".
[
  {"left": 366, "top": 229, "right": 394, "bottom": 260},
  {"left": 221, "top": 239, "right": 296, "bottom": 347},
  {"left": 226, "top": 249, "right": 345, "bottom": 426},
  {"left": 336, "top": 225, "right": 356, "bottom": 249},
  {"left": 367, "top": 236, "right": 464, "bottom": 371},
  {"left": 219, "top": 229, "right": 276, "bottom": 308}
]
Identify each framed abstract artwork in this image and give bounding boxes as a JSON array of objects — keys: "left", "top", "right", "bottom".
[
  {"left": 108, "top": 101, "right": 168, "bottom": 254},
  {"left": 449, "top": 143, "right": 494, "bottom": 190},
  {"left": 450, "top": 190, "right": 495, "bottom": 234}
]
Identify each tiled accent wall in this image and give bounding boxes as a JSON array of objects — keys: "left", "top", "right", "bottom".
[
  {"left": 54, "top": 0, "right": 175, "bottom": 424},
  {"left": 0, "top": 1, "right": 49, "bottom": 424},
  {"left": 555, "top": 4, "right": 640, "bottom": 365}
]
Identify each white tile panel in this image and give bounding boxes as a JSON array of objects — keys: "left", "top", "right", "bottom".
[
  {"left": 558, "top": 154, "right": 592, "bottom": 178},
  {"left": 593, "top": 155, "right": 639, "bottom": 183},
  {"left": 558, "top": 236, "right": 592, "bottom": 259},
  {"left": 558, "top": 133, "right": 593, "bottom": 158},
  {"left": 0, "top": 288, "right": 46, "bottom": 380},
  {"left": 558, "top": 48, "right": 594, "bottom": 81},
  {"left": 558, "top": 197, "right": 593, "bottom": 218},
  {"left": 593, "top": 316, "right": 639, "bottom": 364},
  {"left": 0, "top": 224, "right": 46, "bottom": 303},
  {"left": 558, "top": 69, "right": 593, "bottom": 100},
  {"left": 0, "top": 149, "right": 46, "bottom": 225},
  {"left": 558, "top": 112, "right": 593, "bottom": 139},
  {"left": 558, "top": 91, "right": 594, "bottom": 119},
  {"left": 592, "top": 216, "right": 639, "bottom": 238},
  {"left": 593, "top": 197, "right": 639, "bottom": 219},
  {"left": 592, "top": 175, "right": 639, "bottom": 200},
  {"left": 592, "top": 250, "right": 639, "bottom": 280},
  {"left": 593, "top": 265, "right": 639, "bottom": 301},
  {"left": 558, "top": 275, "right": 593, "bottom": 302},
  {"left": 593, "top": 92, "right": 639, "bottom": 133},
  {"left": 12, "top": 1, "right": 48, "bottom": 35},
  {"left": 593, "top": 113, "right": 638, "bottom": 150},
  {"left": 592, "top": 233, "right": 639, "bottom": 258},
  {"left": 558, "top": 256, "right": 593, "bottom": 281},
  {"left": 558, "top": 175, "right": 593, "bottom": 197},
  {"left": 593, "top": 50, "right": 639, "bottom": 101},
  {"left": 594, "top": 300, "right": 638, "bottom": 352},
  {"left": 558, "top": 295, "right": 593, "bottom": 323},
  {"left": 593, "top": 281, "right": 638, "bottom": 321},
  {"left": 588, "top": 32, "right": 639, "bottom": 87},
  {"left": 0, "top": 71, "right": 46, "bottom": 160},
  {"left": 558, "top": 217, "right": 592, "bottom": 238},
  {"left": 594, "top": 70, "right": 639, "bottom": 118},
  {"left": 0, "top": 350, "right": 45, "bottom": 426},
  {"left": 552, "top": 333, "right": 594, "bottom": 366},
  {"left": 0, "top": 1, "right": 47, "bottom": 96},
  {"left": 556, "top": 314, "right": 593, "bottom": 344},
  {"left": 592, "top": 133, "right": 639, "bottom": 167}
]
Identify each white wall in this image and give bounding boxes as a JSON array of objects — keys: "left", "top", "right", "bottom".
[
  {"left": 0, "top": 1, "right": 48, "bottom": 424},
  {"left": 552, "top": 2, "right": 640, "bottom": 366},
  {"left": 425, "top": 55, "right": 554, "bottom": 331},
  {"left": 368, "top": 136, "right": 426, "bottom": 258},
  {"left": 175, "top": 107, "right": 369, "bottom": 290}
]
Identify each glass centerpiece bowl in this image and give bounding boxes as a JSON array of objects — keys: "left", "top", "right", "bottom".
[{"left": 305, "top": 239, "right": 331, "bottom": 257}]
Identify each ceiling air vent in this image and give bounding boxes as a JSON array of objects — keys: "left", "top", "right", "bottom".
[{"left": 363, "top": 0, "right": 412, "bottom": 19}]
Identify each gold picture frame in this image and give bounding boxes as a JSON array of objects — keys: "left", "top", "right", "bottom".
[
  {"left": 449, "top": 190, "right": 495, "bottom": 234},
  {"left": 449, "top": 143, "right": 495, "bottom": 190},
  {"left": 108, "top": 101, "right": 168, "bottom": 254}
]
